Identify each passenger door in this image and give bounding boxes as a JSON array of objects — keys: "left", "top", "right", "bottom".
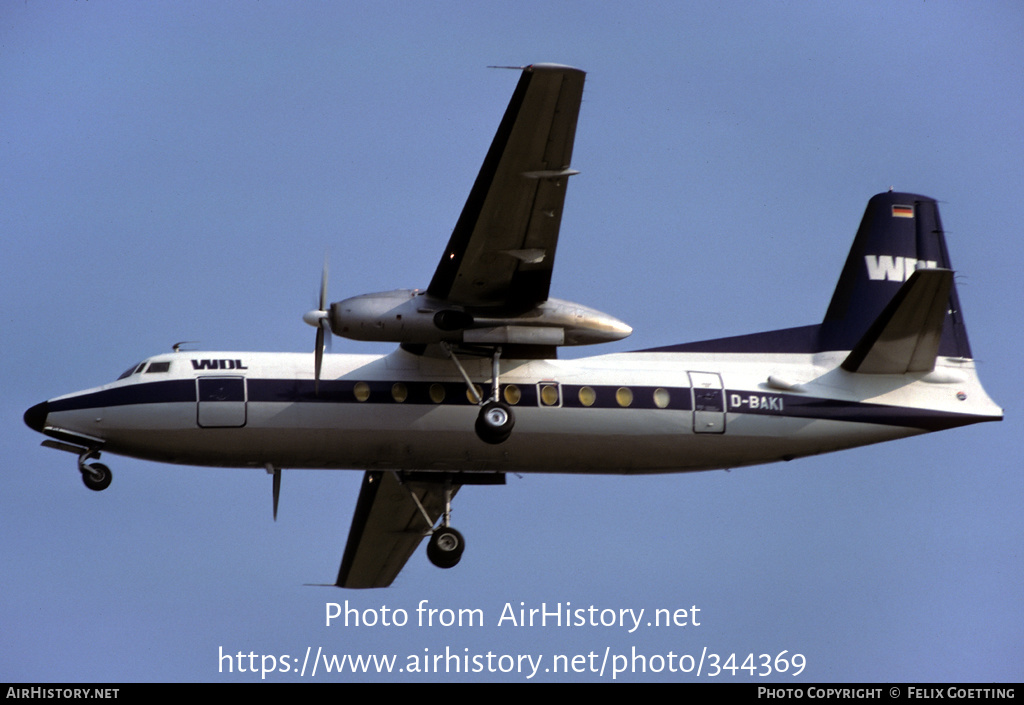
[
  {"left": 689, "top": 371, "right": 725, "bottom": 434},
  {"left": 196, "top": 376, "right": 247, "bottom": 428}
]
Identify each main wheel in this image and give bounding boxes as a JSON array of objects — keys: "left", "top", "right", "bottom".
[
  {"left": 81, "top": 463, "right": 112, "bottom": 492},
  {"left": 475, "top": 400, "right": 514, "bottom": 444},
  {"left": 426, "top": 527, "right": 465, "bottom": 569}
]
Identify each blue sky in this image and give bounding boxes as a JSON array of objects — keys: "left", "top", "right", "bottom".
[{"left": 3, "top": 1, "right": 1022, "bottom": 682}]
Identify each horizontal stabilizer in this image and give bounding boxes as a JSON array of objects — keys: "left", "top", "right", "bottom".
[{"left": 841, "top": 269, "right": 953, "bottom": 374}]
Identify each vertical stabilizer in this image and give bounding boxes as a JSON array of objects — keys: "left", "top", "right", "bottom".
[{"left": 820, "top": 192, "right": 972, "bottom": 359}]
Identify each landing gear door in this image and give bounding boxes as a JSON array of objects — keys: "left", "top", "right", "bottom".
[
  {"left": 197, "top": 377, "right": 247, "bottom": 428},
  {"left": 689, "top": 371, "right": 725, "bottom": 434}
]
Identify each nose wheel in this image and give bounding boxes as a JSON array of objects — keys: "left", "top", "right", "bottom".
[
  {"left": 77, "top": 448, "right": 112, "bottom": 492},
  {"left": 81, "top": 463, "right": 112, "bottom": 491}
]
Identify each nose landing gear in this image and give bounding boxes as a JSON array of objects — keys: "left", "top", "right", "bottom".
[{"left": 77, "top": 448, "right": 112, "bottom": 491}]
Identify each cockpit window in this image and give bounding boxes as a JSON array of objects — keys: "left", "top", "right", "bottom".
[
  {"left": 117, "top": 362, "right": 146, "bottom": 380},
  {"left": 145, "top": 361, "right": 171, "bottom": 373}
]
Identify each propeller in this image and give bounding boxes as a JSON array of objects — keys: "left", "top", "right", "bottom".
[
  {"left": 302, "top": 259, "right": 331, "bottom": 393},
  {"left": 266, "top": 463, "right": 281, "bottom": 521},
  {"left": 273, "top": 468, "right": 281, "bottom": 520}
]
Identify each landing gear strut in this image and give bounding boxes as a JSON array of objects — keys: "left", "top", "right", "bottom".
[
  {"left": 443, "top": 343, "right": 515, "bottom": 444},
  {"left": 428, "top": 478, "right": 464, "bottom": 569}
]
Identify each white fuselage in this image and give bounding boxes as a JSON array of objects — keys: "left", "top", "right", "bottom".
[{"left": 38, "top": 347, "right": 1000, "bottom": 476}]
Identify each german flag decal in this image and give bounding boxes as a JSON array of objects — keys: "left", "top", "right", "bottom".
[{"left": 892, "top": 204, "right": 914, "bottom": 218}]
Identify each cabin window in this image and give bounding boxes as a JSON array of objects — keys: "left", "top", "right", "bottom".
[
  {"left": 539, "top": 384, "right": 560, "bottom": 406},
  {"left": 503, "top": 385, "right": 521, "bottom": 405},
  {"left": 391, "top": 382, "right": 408, "bottom": 402},
  {"left": 578, "top": 386, "right": 596, "bottom": 407},
  {"left": 467, "top": 385, "right": 484, "bottom": 404},
  {"left": 653, "top": 388, "right": 670, "bottom": 408},
  {"left": 429, "top": 383, "right": 446, "bottom": 403},
  {"left": 353, "top": 382, "right": 370, "bottom": 402},
  {"left": 616, "top": 387, "right": 633, "bottom": 407}
]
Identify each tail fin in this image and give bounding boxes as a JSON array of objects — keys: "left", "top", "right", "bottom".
[{"left": 820, "top": 191, "right": 972, "bottom": 361}]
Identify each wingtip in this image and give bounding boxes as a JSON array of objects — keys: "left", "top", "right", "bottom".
[
  {"left": 487, "top": 63, "right": 584, "bottom": 75},
  {"left": 527, "top": 63, "right": 585, "bottom": 75}
]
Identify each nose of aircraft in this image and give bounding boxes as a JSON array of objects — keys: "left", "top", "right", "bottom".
[{"left": 24, "top": 401, "right": 49, "bottom": 433}]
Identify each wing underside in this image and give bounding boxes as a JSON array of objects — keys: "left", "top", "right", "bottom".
[
  {"left": 335, "top": 471, "right": 460, "bottom": 589},
  {"left": 427, "top": 64, "right": 585, "bottom": 312}
]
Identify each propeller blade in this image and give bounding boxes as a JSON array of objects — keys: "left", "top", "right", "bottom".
[
  {"left": 314, "top": 324, "right": 324, "bottom": 393},
  {"left": 319, "top": 258, "right": 329, "bottom": 311},
  {"left": 272, "top": 467, "right": 280, "bottom": 520},
  {"left": 306, "top": 255, "right": 330, "bottom": 395},
  {"left": 266, "top": 464, "right": 281, "bottom": 521}
]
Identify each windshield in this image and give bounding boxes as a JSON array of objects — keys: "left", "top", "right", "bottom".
[{"left": 117, "top": 362, "right": 145, "bottom": 380}]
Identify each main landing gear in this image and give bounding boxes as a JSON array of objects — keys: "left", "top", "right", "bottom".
[
  {"left": 443, "top": 343, "right": 515, "bottom": 444},
  {"left": 428, "top": 480, "right": 464, "bottom": 569},
  {"left": 395, "top": 471, "right": 504, "bottom": 572},
  {"left": 426, "top": 479, "right": 465, "bottom": 569},
  {"left": 400, "top": 474, "right": 466, "bottom": 569}
]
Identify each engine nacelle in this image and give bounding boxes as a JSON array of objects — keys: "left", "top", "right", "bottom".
[{"left": 329, "top": 289, "right": 631, "bottom": 347}]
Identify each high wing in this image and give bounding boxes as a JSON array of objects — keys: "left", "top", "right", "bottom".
[
  {"left": 322, "top": 65, "right": 629, "bottom": 357},
  {"left": 336, "top": 471, "right": 460, "bottom": 589},
  {"left": 427, "top": 64, "right": 585, "bottom": 312},
  {"left": 337, "top": 66, "right": 585, "bottom": 587}
]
